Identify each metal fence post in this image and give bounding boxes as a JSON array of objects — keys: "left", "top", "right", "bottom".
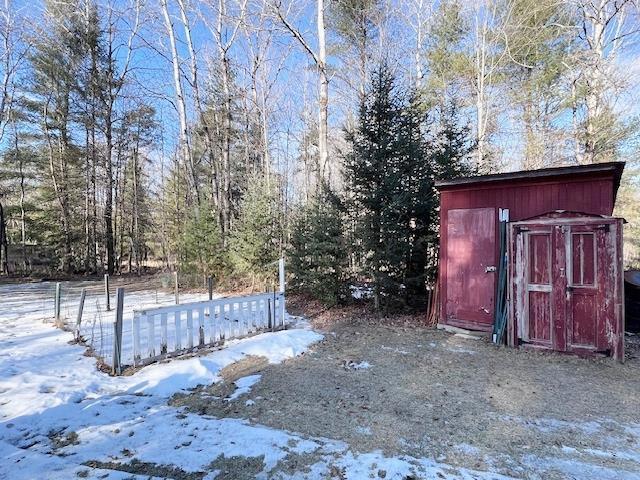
[
  {"left": 174, "top": 271, "right": 179, "bottom": 304},
  {"left": 104, "top": 274, "right": 111, "bottom": 311},
  {"left": 112, "top": 287, "right": 124, "bottom": 375},
  {"left": 54, "top": 282, "right": 61, "bottom": 325},
  {"left": 75, "top": 288, "right": 86, "bottom": 341},
  {"left": 208, "top": 276, "right": 213, "bottom": 301}
]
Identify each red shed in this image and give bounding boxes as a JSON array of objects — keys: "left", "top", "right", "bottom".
[{"left": 435, "top": 162, "right": 625, "bottom": 360}]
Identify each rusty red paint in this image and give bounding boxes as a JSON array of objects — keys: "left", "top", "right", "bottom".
[
  {"left": 509, "top": 215, "right": 624, "bottom": 361},
  {"left": 436, "top": 162, "right": 625, "bottom": 360},
  {"left": 444, "top": 208, "right": 495, "bottom": 330}
]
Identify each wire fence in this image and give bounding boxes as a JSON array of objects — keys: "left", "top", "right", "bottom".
[
  {"left": 46, "top": 262, "right": 288, "bottom": 374},
  {"left": 51, "top": 278, "right": 208, "bottom": 370}
]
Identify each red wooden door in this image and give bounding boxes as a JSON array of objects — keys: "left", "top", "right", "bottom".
[
  {"left": 512, "top": 219, "right": 621, "bottom": 358},
  {"left": 517, "top": 225, "right": 554, "bottom": 346},
  {"left": 445, "top": 207, "right": 496, "bottom": 330},
  {"left": 566, "top": 225, "right": 608, "bottom": 353}
]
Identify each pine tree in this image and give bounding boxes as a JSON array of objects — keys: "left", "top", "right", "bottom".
[
  {"left": 288, "top": 188, "right": 347, "bottom": 306},
  {"left": 345, "top": 65, "right": 435, "bottom": 310},
  {"left": 180, "top": 209, "right": 226, "bottom": 278},
  {"left": 229, "top": 175, "right": 280, "bottom": 286}
]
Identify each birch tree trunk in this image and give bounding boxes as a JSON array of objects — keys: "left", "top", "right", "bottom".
[
  {"left": 316, "top": 0, "right": 329, "bottom": 184},
  {"left": 161, "top": 0, "right": 200, "bottom": 209},
  {"left": 273, "top": 0, "right": 330, "bottom": 189},
  {"left": 177, "top": 0, "right": 222, "bottom": 218}
]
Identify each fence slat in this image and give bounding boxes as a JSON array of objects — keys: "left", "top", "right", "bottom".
[
  {"left": 75, "top": 289, "right": 86, "bottom": 340},
  {"left": 187, "top": 309, "right": 194, "bottom": 349},
  {"left": 133, "top": 313, "right": 142, "bottom": 366},
  {"left": 148, "top": 314, "right": 156, "bottom": 359},
  {"left": 197, "top": 307, "right": 205, "bottom": 346},
  {"left": 160, "top": 313, "right": 168, "bottom": 355},
  {"left": 175, "top": 311, "right": 182, "bottom": 350},
  {"left": 212, "top": 305, "right": 219, "bottom": 343},
  {"left": 54, "top": 282, "right": 61, "bottom": 325},
  {"left": 241, "top": 302, "right": 248, "bottom": 336}
]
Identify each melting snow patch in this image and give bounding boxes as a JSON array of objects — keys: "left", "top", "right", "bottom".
[
  {"left": 455, "top": 443, "right": 481, "bottom": 456},
  {"left": 355, "top": 426, "right": 372, "bottom": 436},
  {"left": 343, "top": 360, "right": 372, "bottom": 370},
  {"left": 381, "top": 345, "right": 410, "bottom": 355},
  {"left": 445, "top": 347, "right": 477, "bottom": 355},
  {"left": 225, "top": 374, "right": 261, "bottom": 401}
]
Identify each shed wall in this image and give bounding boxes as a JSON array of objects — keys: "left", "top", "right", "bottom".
[{"left": 438, "top": 173, "right": 618, "bottom": 331}]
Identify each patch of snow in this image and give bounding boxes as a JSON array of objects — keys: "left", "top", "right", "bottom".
[
  {"left": 355, "top": 426, "right": 372, "bottom": 436},
  {"left": 343, "top": 360, "right": 372, "bottom": 370},
  {"left": 454, "top": 443, "right": 481, "bottom": 456},
  {"left": 501, "top": 415, "right": 603, "bottom": 436},
  {"left": 245, "top": 399, "right": 255, "bottom": 406},
  {"left": 225, "top": 374, "right": 261, "bottom": 401},
  {"left": 295, "top": 450, "right": 518, "bottom": 480},
  {"left": 381, "top": 345, "right": 410, "bottom": 355},
  {"left": 349, "top": 284, "right": 373, "bottom": 299},
  {"left": 522, "top": 454, "right": 640, "bottom": 480},
  {"left": 445, "top": 347, "right": 477, "bottom": 355}
]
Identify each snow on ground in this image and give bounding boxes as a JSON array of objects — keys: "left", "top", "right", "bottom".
[
  {"left": 0, "top": 281, "right": 322, "bottom": 479},
  {"left": 225, "top": 374, "right": 261, "bottom": 401},
  {"left": 4, "top": 280, "right": 634, "bottom": 479},
  {"left": 0, "top": 280, "right": 521, "bottom": 479}
]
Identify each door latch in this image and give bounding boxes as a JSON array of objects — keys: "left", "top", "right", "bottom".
[{"left": 485, "top": 266, "right": 497, "bottom": 273}]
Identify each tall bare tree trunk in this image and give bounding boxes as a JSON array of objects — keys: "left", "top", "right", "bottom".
[
  {"left": 161, "top": 0, "right": 199, "bottom": 209},
  {"left": 177, "top": 0, "right": 222, "bottom": 218},
  {"left": 0, "top": 200, "right": 7, "bottom": 274},
  {"left": 317, "top": 0, "right": 328, "bottom": 184},
  {"left": 13, "top": 121, "right": 26, "bottom": 271}
]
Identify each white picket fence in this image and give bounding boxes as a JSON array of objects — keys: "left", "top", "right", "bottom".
[{"left": 130, "top": 292, "right": 286, "bottom": 367}]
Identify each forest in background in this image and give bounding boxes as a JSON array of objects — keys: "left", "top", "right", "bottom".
[{"left": 0, "top": 0, "right": 638, "bottom": 309}]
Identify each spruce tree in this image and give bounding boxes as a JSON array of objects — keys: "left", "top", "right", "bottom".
[
  {"left": 345, "top": 66, "right": 475, "bottom": 310},
  {"left": 229, "top": 175, "right": 280, "bottom": 286},
  {"left": 288, "top": 189, "right": 347, "bottom": 306},
  {"left": 345, "top": 65, "right": 425, "bottom": 310}
]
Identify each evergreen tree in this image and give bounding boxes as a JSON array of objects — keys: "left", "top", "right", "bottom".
[
  {"left": 288, "top": 188, "right": 347, "bottom": 306},
  {"left": 345, "top": 65, "right": 475, "bottom": 311},
  {"left": 431, "top": 101, "right": 476, "bottom": 182},
  {"left": 180, "top": 209, "right": 226, "bottom": 278},
  {"left": 229, "top": 175, "right": 280, "bottom": 286},
  {"left": 345, "top": 65, "right": 434, "bottom": 310}
]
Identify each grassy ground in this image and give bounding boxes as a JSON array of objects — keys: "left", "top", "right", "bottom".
[{"left": 171, "top": 301, "right": 640, "bottom": 479}]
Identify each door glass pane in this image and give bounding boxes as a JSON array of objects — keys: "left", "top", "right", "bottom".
[
  {"left": 529, "top": 234, "right": 550, "bottom": 285},
  {"left": 571, "top": 233, "right": 595, "bottom": 286}
]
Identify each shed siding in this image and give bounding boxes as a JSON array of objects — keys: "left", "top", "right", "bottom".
[
  {"left": 440, "top": 177, "right": 615, "bottom": 221},
  {"left": 438, "top": 170, "right": 619, "bottom": 333}
]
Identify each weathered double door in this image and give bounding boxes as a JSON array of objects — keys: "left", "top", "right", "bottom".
[{"left": 510, "top": 214, "right": 623, "bottom": 360}]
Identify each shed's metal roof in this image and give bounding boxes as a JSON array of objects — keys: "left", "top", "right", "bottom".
[{"left": 435, "top": 161, "right": 625, "bottom": 190}]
